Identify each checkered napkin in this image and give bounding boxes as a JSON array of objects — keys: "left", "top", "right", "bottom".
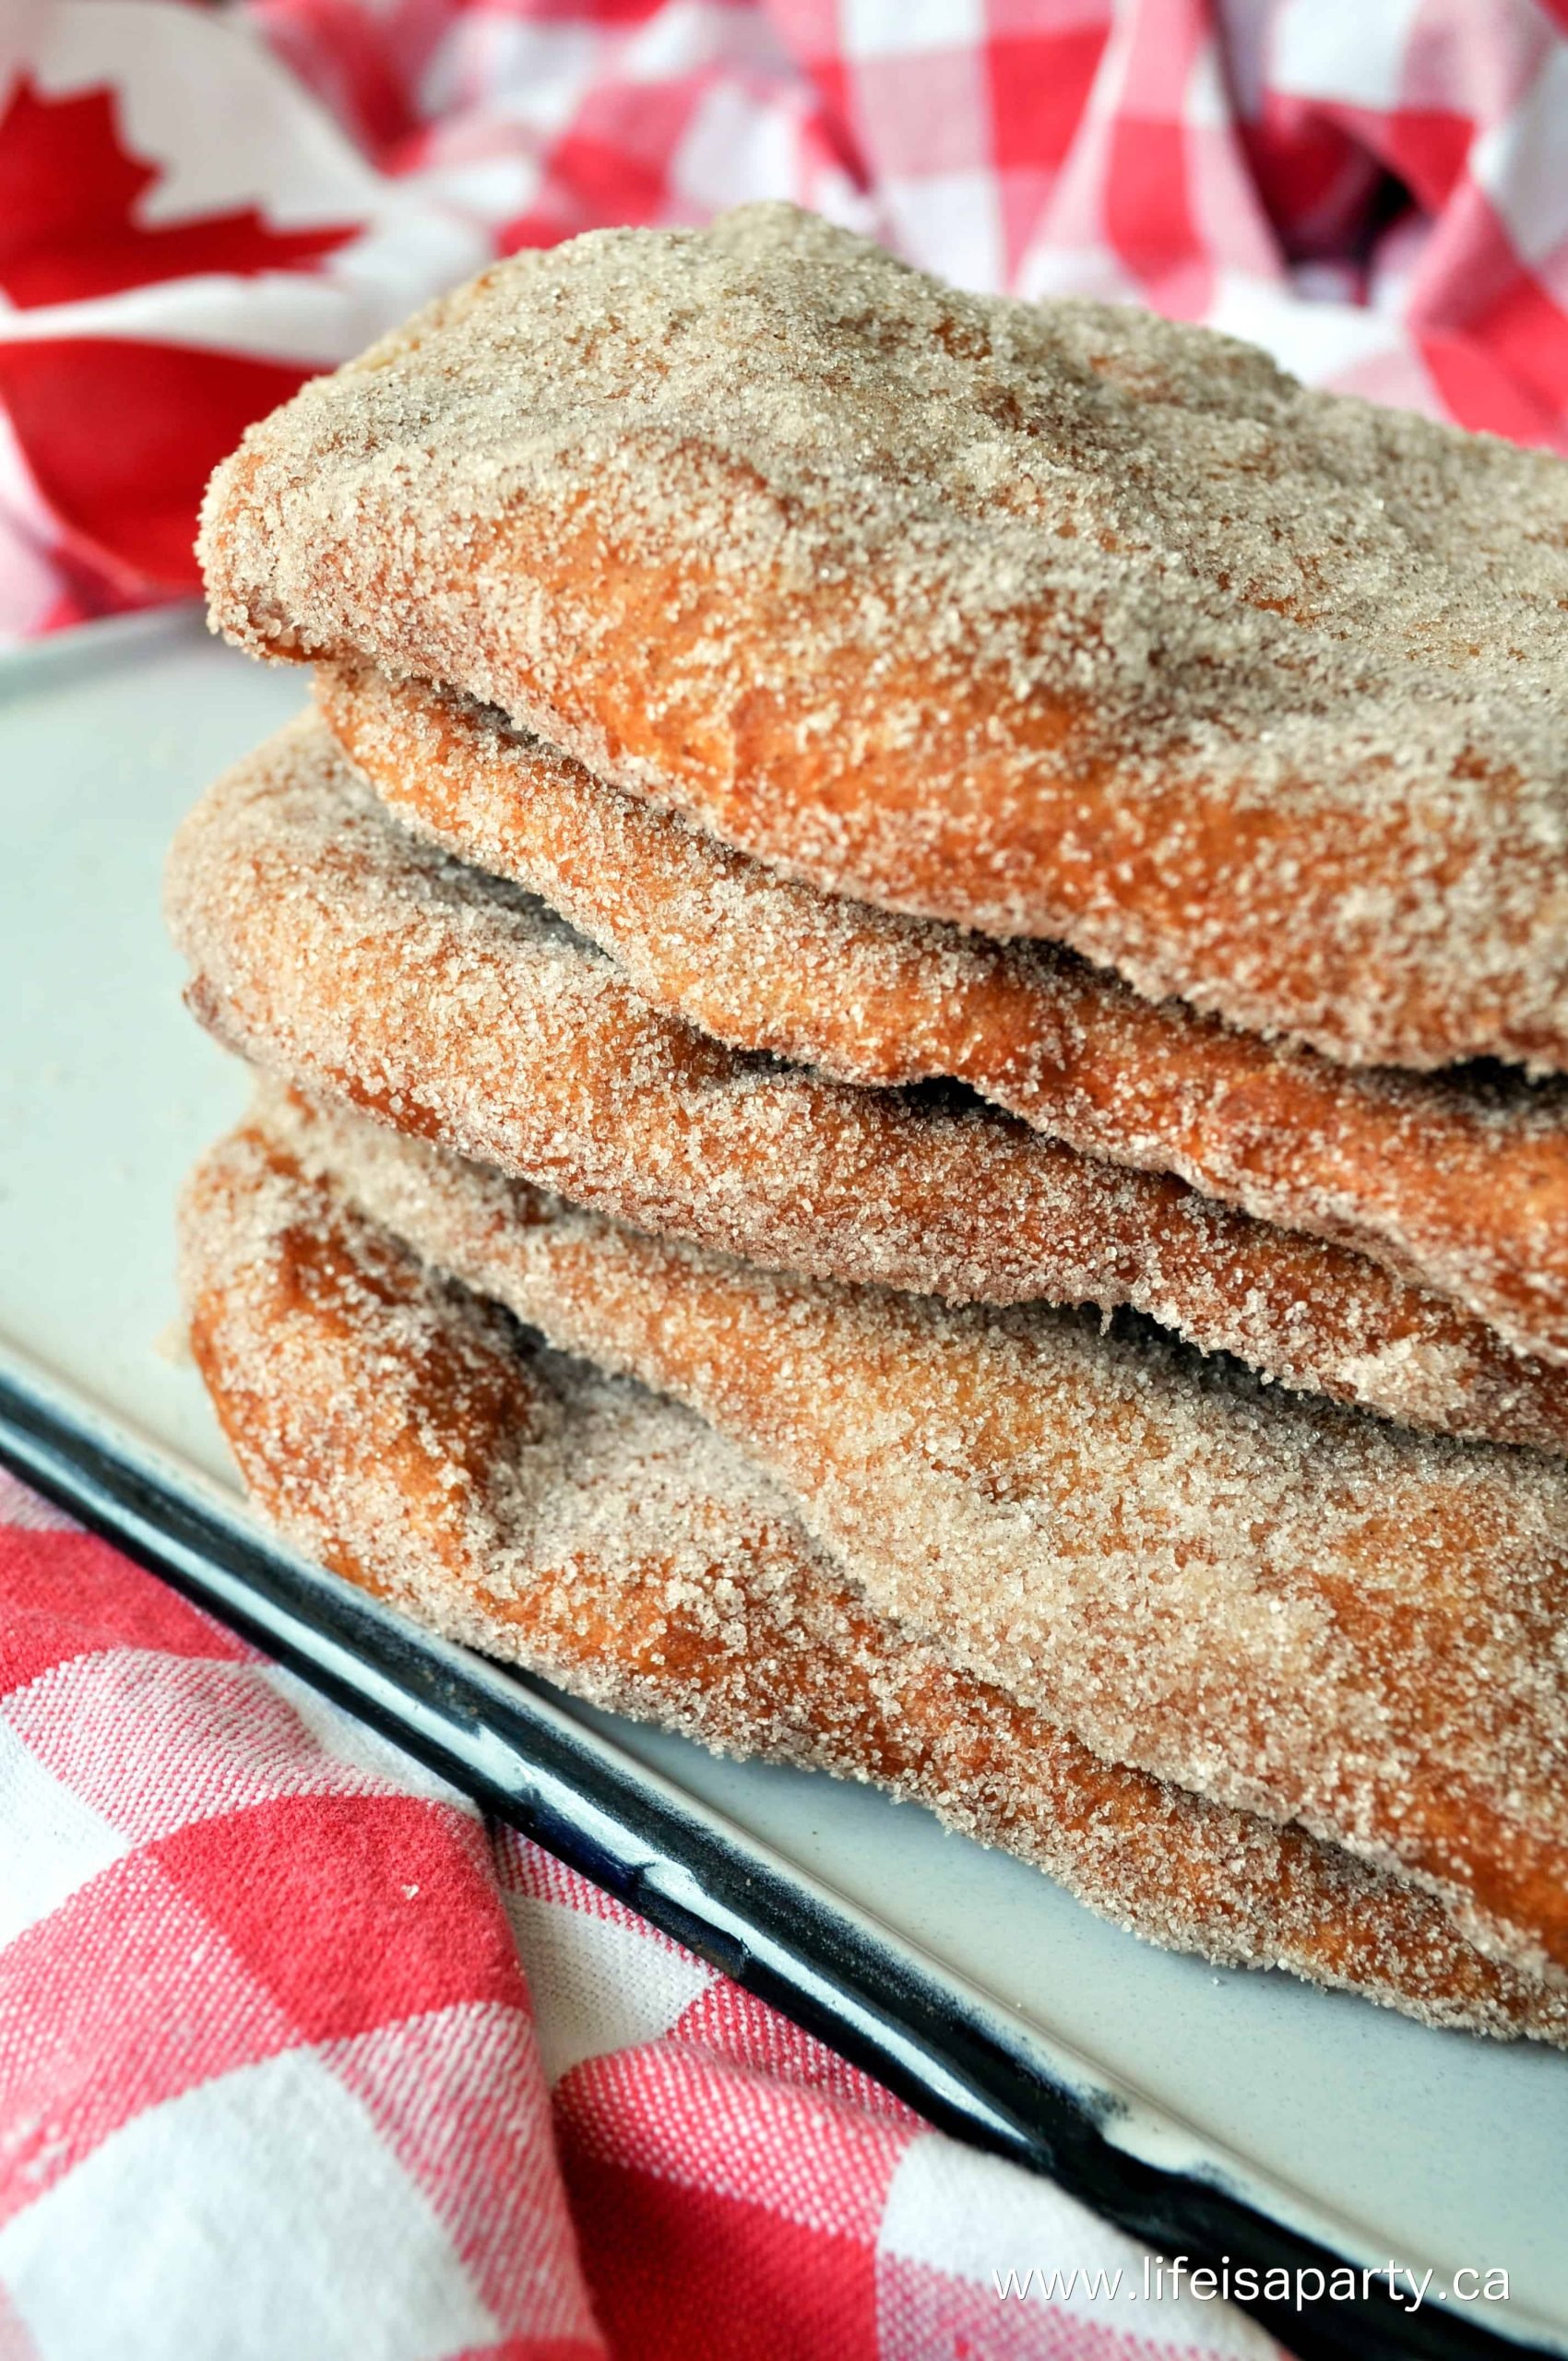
[
  {"left": 0, "top": 1466, "right": 1289, "bottom": 2358},
  {"left": 3, "top": 0, "right": 1568, "bottom": 637}
]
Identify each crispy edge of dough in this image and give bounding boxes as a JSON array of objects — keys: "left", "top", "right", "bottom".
[
  {"left": 178, "top": 1114, "right": 1568, "bottom": 2047},
  {"left": 196, "top": 213, "right": 1568, "bottom": 1073},
  {"left": 319, "top": 656, "right": 1568, "bottom": 1393},
  {"left": 259, "top": 1085, "right": 1568, "bottom": 1990},
  {"left": 170, "top": 711, "right": 1568, "bottom": 1422}
]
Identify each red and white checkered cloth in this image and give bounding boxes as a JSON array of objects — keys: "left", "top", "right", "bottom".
[
  {"left": 4, "top": 0, "right": 1568, "bottom": 637},
  {"left": 0, "top": 1465, "right": 1289, "bottom": 2359},
  {"left": 4, "top": 1, "right": 1567, "bottom": 2348}
]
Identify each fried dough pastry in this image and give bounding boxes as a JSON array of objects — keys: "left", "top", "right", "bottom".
[
  {"left": 165, "top": 717, "right": 1568, "bottom": 1442},
  {"left": 180, "top": 1111, "right": 1568, "bottom": 2045},
  {"left": 319, "top": 658, "right": 1568, "bottom": 1370},
  {"left": 263, "top": 1084, "right": 1568, "bottom": 1987},
  {"left": 199, "top": 204, "right": 1568, "bottom": 1072}
]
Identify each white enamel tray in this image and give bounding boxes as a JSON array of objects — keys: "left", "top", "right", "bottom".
[{"left": 1, "top": 610, "right": 1562, "bottom": 2361}]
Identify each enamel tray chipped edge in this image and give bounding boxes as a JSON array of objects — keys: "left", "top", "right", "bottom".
[{"left": 0, "top": 609, "right": 1562, "bottom": 2361}]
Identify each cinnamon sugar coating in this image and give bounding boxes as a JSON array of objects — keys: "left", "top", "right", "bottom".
[
  {"left": 200, "top": 204, "right": 1568, "bottom": 1072},
  {"left": 260, "top": 1084, "right": 1568, "bottom": 1988},
  {"left": 320, "top": 658, "right": 1568, "bottom": 1375},
  {"left": 179, "top": 1112, "right": 1568, "bottom": 2045},
  {"left": 166, "top": 717, "right": 1568, "bottom": 1430}
]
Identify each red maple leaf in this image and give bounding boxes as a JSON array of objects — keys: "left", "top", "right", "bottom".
[{"left": 0, "top": 74, "right": 359, "bottom": 309}]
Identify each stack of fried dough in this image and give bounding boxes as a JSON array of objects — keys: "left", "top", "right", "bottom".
[{"left": 169, "top": 203, "right": 1568, "bottom": 2047}]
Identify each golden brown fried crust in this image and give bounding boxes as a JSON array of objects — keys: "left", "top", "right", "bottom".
[
  {"left": 198, "top": 207, "right": 1568, "bottom": 1072},
  {"left": 318, "top": 656, "right": 1568, "bottom": 1379},
  {"left": 164, "top": 717, "right": 1568, "bottom": 1446},
  {"left": 260, "top": 1086, "right": 1568, "bottom": 1988},
  {"left": 179, "top": 1113, "right": 1568, "bottom": 2045}
]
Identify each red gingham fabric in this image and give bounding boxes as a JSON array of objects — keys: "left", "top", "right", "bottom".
[
  {"left": 0, "top": 1466, "right": 1288, "bottom": 2357},
  {"left": 4, "top": 0, "right": 1568, "bottom": 638}
]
